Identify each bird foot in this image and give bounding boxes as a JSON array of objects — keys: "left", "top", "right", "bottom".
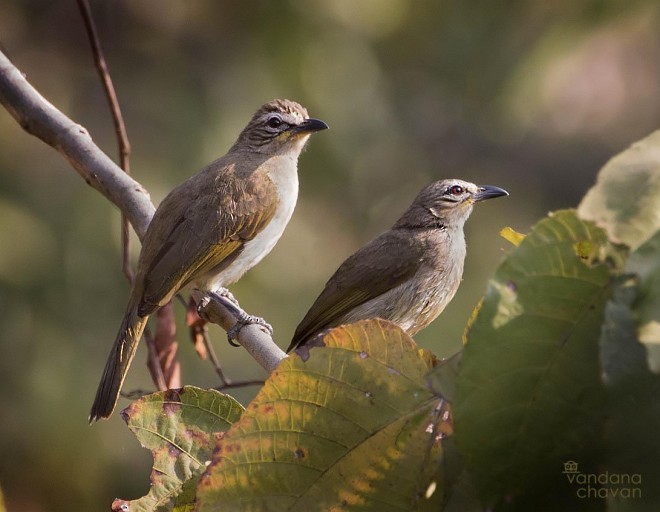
[
  {"left": 216, "top": 287, "right": 240, "bottom": 307},
  {"left": 194, "top": 288, "right": 273, "bottom": 346},
  {"left": 227, "top": 313, "right": 273, "bottom": 347},
  {"left": 195, "top": 288, "right": 238, "bottom": 320}
]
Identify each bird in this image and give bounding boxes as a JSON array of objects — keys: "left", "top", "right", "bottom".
[
  {"left": 287, "top": 178, "right": 508, "bottom": 352},
  {"left": 90, "top": 99, "right": 328, "bottom": 422}
]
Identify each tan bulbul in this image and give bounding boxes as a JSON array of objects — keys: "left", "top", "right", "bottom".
[
  {"left": 288, "top": 179, "right": 508, "bottom": 351},
  {"left": 90, "top": 99, "right": 327, "bottom": 422}
]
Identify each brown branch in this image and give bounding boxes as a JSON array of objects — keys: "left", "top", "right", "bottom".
[
  {"left": 143, "top": 326, "right": 168, "bottom": 391},
  {"left": 77, "top": 0, "right": 175, "bottom": 391},
  {"left": 186, "top": 296, "right": 237, "bottom": 385},
  {"left": 199, "top": 321, "right": 265, "bottom": 389},
  {"left": 202, "top": 328, "right": 232, "bottom": 382},
  {"left": 217, "top": 379, "right": 265, "bottom": 391},
  {"left": 76, "top": 0, "right": 134, "bottom": 283},
  {"left": 151, "top": 302, "right": 181, "bottom": 389},
  {"left": 0, "top": 50, "right": 154, "bottom": 239}
]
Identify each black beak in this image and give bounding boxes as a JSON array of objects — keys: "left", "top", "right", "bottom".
[
  {"left": 475, "top": 185, "right": 509, "bottom": 202},
  {"left": 292, "top": 117, "right": 329, "bottom": 134}
]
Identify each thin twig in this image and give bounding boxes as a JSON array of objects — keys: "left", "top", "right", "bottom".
[
  {"left": 144, "top": 326, "right": 168, "bottom": 391},
  {"left": 183, "top": 294, "right": 257, "bottom": 389},
  {"left": 217, "top": 379, "right": 265, "bottom": 391},
  {"left": 77, "top": 4, "right": 183, "bottom": 393},
  {"left": 76, "top": 0, "right": 134, "bottom": 283},
  {"left": 202, "top": 328, "right": 232, "bottom": 383},
  {"left": 122, "top": 378, "right": 266, "bottom": 399}
]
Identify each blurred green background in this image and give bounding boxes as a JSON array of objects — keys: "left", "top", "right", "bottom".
[{"left": 0, "top": 1, "right": 658, "bottom": 509}]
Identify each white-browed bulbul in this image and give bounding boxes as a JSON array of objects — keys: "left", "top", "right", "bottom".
[
  {"left": 90, "top": 99, "right": 327, "bottom": 422},
  {"left": 288, "top": 179, "right": 507, "bottom": 351}
]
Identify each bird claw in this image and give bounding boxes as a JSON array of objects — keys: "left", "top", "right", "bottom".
[
  {"left": 196, "top": 288, "right": 272, "bottom": 346},
  {"left": 217, "top": 287, "right": 240, "bottom": 307},
  {"left": 227, "top": 313, "right": 273, "bottom": 347},
  {"left": 196, "top": 296, "right": 211, "bottom": 321}
]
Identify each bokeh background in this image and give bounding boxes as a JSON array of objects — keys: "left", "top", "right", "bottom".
[{"left": 0, "top": 1, "right": 658, "bottom": 510}]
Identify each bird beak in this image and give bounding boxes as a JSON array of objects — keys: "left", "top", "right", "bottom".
[
  {"left": 291, "top": 118, "right": 329, "bottom": 134},
  {"left": 475, "top": 185, "right": 509, "bottom": 202}
]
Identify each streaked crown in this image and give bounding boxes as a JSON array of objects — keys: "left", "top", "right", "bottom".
[
  {"left": 396, "top": 178, "right": 508, "bottom": 229},
  {"left": 233, "top": 99, "right": 324, "bottom": 151}
]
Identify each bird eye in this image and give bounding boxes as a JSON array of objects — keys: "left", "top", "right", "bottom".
[
  {"left": 448, "top": 185, "right": 464, "bottom": 196},
  {"left": 266, "top": 115, "right": 283, "bottom": 129}
]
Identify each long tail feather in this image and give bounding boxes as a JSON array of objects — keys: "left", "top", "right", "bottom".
[{"left": 89, "top": 303, "right": 148, "bottom": 423}]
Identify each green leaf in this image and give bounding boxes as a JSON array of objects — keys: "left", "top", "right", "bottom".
[
  {"left": 600, "top": 278, "right": 660, "bottom": 510},
  {"left": 577, "top": 130, "right": 660, "bottom": 251},
  {"left": 427, "top": 351, "right": 462, "bottom": 403},
  {"left": 599, "top": 277, "right": 649, "bottom": 384},
  {"left": 196, "top": 319, "right": 449, "bottom": 512},
  {"left": 578, "top": 129, "right": 660, "bottom": 371},
  {"left": 626, "top": 230, "right": 660, "bottom": 371},
  {"left": 454, "top": 210, "right": 625, "bottom": 509},
  {"left": 118, "top": 386, "right": 244, "bottom": 512}
]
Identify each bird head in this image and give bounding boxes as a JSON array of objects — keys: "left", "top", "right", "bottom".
[
  {"left": 397, "top": 179, "right": 508, "bottom": 230},
  {"left": 234, "top": 99, "right": 328, "bottom": 153}
]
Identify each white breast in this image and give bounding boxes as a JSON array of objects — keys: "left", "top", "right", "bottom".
[{"left": 198, "top": 153, "right": 299, "bottom": 290}]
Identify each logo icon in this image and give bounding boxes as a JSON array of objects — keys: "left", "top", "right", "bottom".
[{"left": 563, "top": 460, "right": 642, "bottom": 499}]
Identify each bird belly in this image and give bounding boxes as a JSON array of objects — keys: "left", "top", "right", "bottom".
[
  {"left": 403, "top": 261, "right": 465, "bottom": 335},
  {"left": 340, "top": 262, "right": 464, "bottom": 335},
  {"left": 196, "top": 160, "right": 299, "bottom": 291}
]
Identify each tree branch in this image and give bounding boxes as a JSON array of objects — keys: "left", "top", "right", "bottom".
[
  {"left": 0, "top": 49, "right": 154, "bottom": 240},
  {"left": 76, "top": 0, "right": 135, "bottom": 282},
  {"left": 0, "top": 48, "right": 286, "bottom": 378},
  {"left": 76, "top": 0, "right": 180, "bottom": 392},
  {"left": 193, "top": 290, "right": 286, "bottom": 373}
]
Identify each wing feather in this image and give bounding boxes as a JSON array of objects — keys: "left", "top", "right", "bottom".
[
  {"left": 288, "top": 230, "right": 423, "bottom": 350},
  {"left": 137, "top": 165, "right": 278, "bottom": 314}
]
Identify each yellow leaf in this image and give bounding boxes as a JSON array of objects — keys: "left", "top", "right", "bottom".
[{"left": 499, "top": 226, "right": 525, "bottom": 246}]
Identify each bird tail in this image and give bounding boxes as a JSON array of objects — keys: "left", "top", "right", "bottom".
[{"left": 89, "top": 301, "right": 148, "bottom": 423}]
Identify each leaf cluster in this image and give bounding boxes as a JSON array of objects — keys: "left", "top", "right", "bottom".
[{"left": 118, "top": 131, "right": 660, "bottom": 511}]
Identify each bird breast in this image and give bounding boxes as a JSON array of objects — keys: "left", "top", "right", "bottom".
[
  {"left": 199, "top": 154, "right": 299, "bottom": 289},
  {"left": 339, "top": 228, "right": 467, "bottom": 335},
  {"left": 402, "top": 229, "right": 466, "bottom": 334}
]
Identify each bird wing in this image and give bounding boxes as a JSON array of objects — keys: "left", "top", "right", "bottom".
[
  {"left": 288, "top": 231, "right": 423, "bottom": 351},
  {"left": 137, "top": 166, "right": 279, "bottom": 314}
]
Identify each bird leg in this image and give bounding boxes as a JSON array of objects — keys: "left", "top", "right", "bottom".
[
  {"left": 215, "top": 288, "right": 273, "bottom": 345},
  {"left": 226, "top": 312, "right": 273, "bottom": 346},
  {"left": 216, "top": 287, "right": 240, "bottom": 307},
  {"left": 196, "top": 289, "right": 273, "bottom": 347}
]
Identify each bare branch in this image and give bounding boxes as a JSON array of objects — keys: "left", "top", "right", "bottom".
[
  {"left": 192, "top": 290, "right": 286, "bottom": 373},
  {"left": 0, "top": 48, "right": 286, "bottom": 383},
  {"left": 76, "top": 1, "right": 181, "bottom": 391},
  {"left": 76, "top": 0, "right": 131, "bottom": 168},
  {"left": 0, "top": 50, "right": 154, "bottom": 239},
  {"left": 151, "top": 302, "right": 181, "bottom": 389},
  {"left": 76, "top": 0, "right": 135, "bottom": 282},
  {"left": 201, "top": 322, "right": 266, "bottom": 389},
  {"left": 217, "top": 379, "right": 265, "bottom": 391},
  {"left": 143, "top": 326, "right": 168, "bottom": 391}
]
